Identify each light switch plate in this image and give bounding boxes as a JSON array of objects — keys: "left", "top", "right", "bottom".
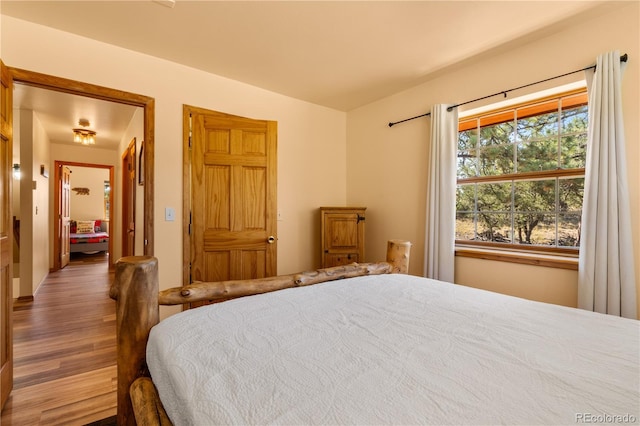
[{"left": 165, "top": 207, "right": 175, "bottom": 221}]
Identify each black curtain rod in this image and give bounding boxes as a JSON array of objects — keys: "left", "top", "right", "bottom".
[{"left": 388, "top": 53, "right": 628, "bottom": 127}]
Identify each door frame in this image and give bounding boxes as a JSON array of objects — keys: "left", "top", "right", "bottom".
[
  {"left": 53, "top": 161, "right": 115, "bottom": 270},
  {"left": 9, "top": 67, "right": 155, "bottom": 261},
  {"left": 1, "top": 59, "right": 14, "bottom": 410},
  {"left": 121, "top": 139, "right": 136, "bottom": 257}
]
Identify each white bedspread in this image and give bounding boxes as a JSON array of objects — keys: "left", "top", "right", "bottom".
[{"left": 147, "top": 274, "right": 640, "bottom": 425}]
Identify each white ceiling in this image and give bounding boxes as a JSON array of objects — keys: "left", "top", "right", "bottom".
[
  {"left": 13, "top": 85, "right": 139, "bottom": 151},
  {"left": 2, "top": 0, "right": 619, "bottom": 150}
]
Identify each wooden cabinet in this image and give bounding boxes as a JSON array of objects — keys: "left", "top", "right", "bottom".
[{"left": 320, "top": 207, "right": 366, "bottom": 268}]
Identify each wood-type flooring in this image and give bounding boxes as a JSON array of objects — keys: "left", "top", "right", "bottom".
[{"left": 1, "top": 253, "right": 117, "bottom": 425}]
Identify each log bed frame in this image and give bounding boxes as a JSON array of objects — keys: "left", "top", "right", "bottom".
[{"left": 109, "top": 240, "right": 411, "bottom": 425}]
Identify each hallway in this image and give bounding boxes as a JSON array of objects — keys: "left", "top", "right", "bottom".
[{"left": 1, "top": 253, "right": 117, "bottom": 425}]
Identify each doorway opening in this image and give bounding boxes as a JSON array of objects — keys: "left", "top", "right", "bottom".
[
  {"left": 54, "top": 161, "right": 114, "bottom": 271},
  {"left": 4, "top": 66, "right": 155, "bottom": 415},
  {"left": 9, "top": 67, "right": 154, "bottom": 262}
]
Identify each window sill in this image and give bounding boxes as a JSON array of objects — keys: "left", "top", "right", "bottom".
[{"left": 455, "top": 246, "right": 578, "bottom": 270}]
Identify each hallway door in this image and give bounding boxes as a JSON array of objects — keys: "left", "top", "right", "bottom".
[
  {"left": 59, "top": 166, "right": 71, "bottom": 269},
  {"left": 186, "top": 106, "right": 277, "bottom": 307}
]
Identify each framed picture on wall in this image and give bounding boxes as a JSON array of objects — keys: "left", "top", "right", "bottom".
[{"left": 138, "top": 140, "right": 144, "bottom": 186}]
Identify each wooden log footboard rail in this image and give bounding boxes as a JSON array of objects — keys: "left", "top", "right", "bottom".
[{"left": 110, "top": 240, "right": 411, "bottom": 425}]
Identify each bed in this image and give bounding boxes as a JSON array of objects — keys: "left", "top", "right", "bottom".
[
  {"left": 110, "top": 240, "right": 640, "bottom": 425},
  {"left": 69, "top": 219, "right": 109, "bottom": 253}
]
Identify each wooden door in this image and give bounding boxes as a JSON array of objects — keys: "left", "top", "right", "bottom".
[
  {"left": 121, "top": 139, "right": 136, "bottom": 257},
  {"left": 59, "top": 165, "right": 71, "bottom": 269},
  {"left": 0, "top": 60, "right": 14, "bottom": 409},
  {"left": 186, "top": 106, "right": 277, "bottom": 305}
]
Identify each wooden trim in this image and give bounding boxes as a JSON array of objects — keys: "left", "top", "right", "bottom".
[
  {"left": 8, "top": 67, "right": 155, "bottom": 257},
  {"left": 456, "top": 240, "right": 579, "bottom": 256},
  {"left": 53, "top": 163, "right": 63, "bottom": 271},
  {"left": 143, "top": 99, "right": 155, "bottom": 256},
  {"left": 517, "top": 93, "right": 587, "bottom": 121},
  {"left": 109, "top": 167, "right": 115, "bottom": 254},
  {"left": 52, "top": 160, "right": 113, "bottom": 169},
  {"left": 517, "top": 100, "right": 557, "bottom": 121},
  {"left": 455, "top": 247, "right": 578, "bottom": 270},
  {"left": 266, "top": 120, "right": 278, "bottom": 276},
  {"left": 1, "top": 59, "right": 14, "bottom": 410},
  {"left": 561, "top": 93, "right": 589, "bottom": 109},
  {"left": 459, "top": 91, "right": 588, "bottom": 133},
  {"left": 459, "top": 119, "right": 477, "bottom": 132},
  {"left": 182, "top": 106, "right": 191, "bottom": 303},
  {"left": 121, "top": 140, "right": 136, "bottom": 258},
  {"left": 0, "top": 61, "right": 13, "bottom": 142},
  {"left": 320, "top": 206, "right": 368, "bottom": 211},
  {"left": 8, "top": 68, "right": 152, "bottom": 106},
  {"left": 459, "top": 88, "right": 588, "bottom": 126},
  {"left": 458, "top": 168, "right": 585, "bottom": 184},
  {"left": 479, "top": 110, "right": 514, "bottom": 128}
]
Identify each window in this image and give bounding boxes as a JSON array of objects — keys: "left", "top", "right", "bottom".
[{"left": 456, "top": 90, "right": 587, "bottom": 254}]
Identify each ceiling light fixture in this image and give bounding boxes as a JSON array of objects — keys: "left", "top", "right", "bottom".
[{"left": 73, "top": 118, "right": 96, "bottom": 145}]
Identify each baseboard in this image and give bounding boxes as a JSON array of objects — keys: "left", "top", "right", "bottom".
[{"left": 13, "top": 295, "right": 34, "bottom": 310}]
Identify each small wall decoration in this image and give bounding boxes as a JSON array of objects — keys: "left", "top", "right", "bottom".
[
  {"left": 40, "top": 164, "right": 49, "bottom": 178},
  {"left": 72, "top": 187, "right": 91, "bottom": 195}
]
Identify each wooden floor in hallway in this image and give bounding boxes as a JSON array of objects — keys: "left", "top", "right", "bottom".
[{"left": 1, "top": 252, "right": 117, "bottom": 425}]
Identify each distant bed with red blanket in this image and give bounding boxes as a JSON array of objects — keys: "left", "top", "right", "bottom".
[{"left": 70, "top": 219, "right": 109, "bottom": 253}]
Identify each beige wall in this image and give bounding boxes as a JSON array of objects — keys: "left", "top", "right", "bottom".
[
  {"left": 31, "top": 112, "right": 50, "bottom": 295},
  {"left": 1, "top": 15, "right": 347, "bottom": 317},
  {"left": 68, "top": 166, "right": 109, "bottom": 222},
  {"left": 347, "top": 2, "right": 640, "bottom": 316},
  {"left": 15, "top": 109, "right": 51, "bottom": 298},
  {"left": 455, "top": 258, "right": 578, "bottom": 308}
]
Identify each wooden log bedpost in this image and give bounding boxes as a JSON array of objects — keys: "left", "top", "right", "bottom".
[
  {"left": 386, "top": 239, "right": 411, "bottom": 274},
  {"left": 110, "top": 256, "right": 160, "bottom": 426}
]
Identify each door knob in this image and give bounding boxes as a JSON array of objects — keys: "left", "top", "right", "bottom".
[{"left": 267, "top": 236, "right": 276, "bottom": 244}]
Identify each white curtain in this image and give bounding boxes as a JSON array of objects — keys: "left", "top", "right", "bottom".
[
  {"left": 578, "top": 51, "right": 637, "bottom": 319},
  {"left": 424, "top": 104, "right": 458, "bottom": 282}
]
